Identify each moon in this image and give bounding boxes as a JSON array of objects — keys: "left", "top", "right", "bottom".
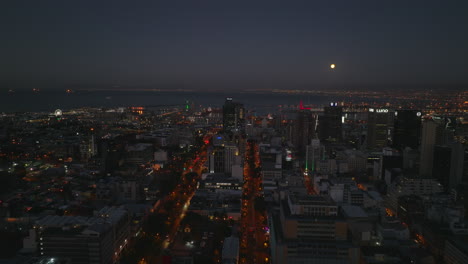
[{"left": 330, "top": 64, "right": 336, "bottom": 69}]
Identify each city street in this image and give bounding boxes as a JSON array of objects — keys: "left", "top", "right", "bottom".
[
  {"left": 240, "top": 140, "right": 270, "bottom": 264},
  {"left": 158, "top": 133, "right": 211, "bottom": 251},
  {"left": 138, "top": 132, "right": 213, "bottom": 263}
]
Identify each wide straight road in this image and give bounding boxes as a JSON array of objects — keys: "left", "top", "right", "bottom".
[
  {"left": 158, "top": 133, "right": 212, "bottom": 251},
  {"left": 240, "top": 140, "right": 270, "bottom": 264},
  {"left": 139, "top": 132, "right": 213, "bottom": 264}
]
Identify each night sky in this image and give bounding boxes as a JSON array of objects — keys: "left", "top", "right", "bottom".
[{"left": 1, "top": 0, "right": 467, "bottom": 90}]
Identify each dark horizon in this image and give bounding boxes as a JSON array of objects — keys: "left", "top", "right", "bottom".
[{"left": 2, "top": 82, "right": 468, "bottom": 93}]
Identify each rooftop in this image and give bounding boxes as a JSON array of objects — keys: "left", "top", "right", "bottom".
[
  {"left": 341, "top": 205, "right": 369, "bottom": 218},
  {"left": 222, "top": 236, "right": 239, "bottom": 260},
  {"left": 288, "top": 194, "right": 336, "bottom": 206},
  {"left": 127, "top": 143, "right": 153, "bottom": 152}
]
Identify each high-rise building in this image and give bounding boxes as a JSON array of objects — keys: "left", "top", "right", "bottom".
[
  {"left": 319, "top": 103, "right": 342, "bottom": 142},
  {"left": 269, "top": 194, "right": 359, "bottom": 264},
  {"left": 222, "top": 98, "right": 245, "bottom": 132},
  {"left": 224, "top": 143, "right": 240, "bottom": 175},
  {"left": 451, "top": 142, "right": 464, "bottom": 188},
  {"left": 393, "top": 110, "right": 422, "bottom": 150},
  {"left": 433, "top": 145, "right": 452, "bottom": 190},
  {"left": 463, "top": 147, "right": 468, "bottom": 184},
  {"left": 306, "top": 139, "right": 322, "bottom": 172},
  {"left": 367, "top": 108, "right": 394, "bottom": 149},
  {"left": 293, "top": 110, "right": 316, "bottom": 155},
  {"left": 209, "top": 147, "right": 225, "bottom": 173},
  {"left": 40, "top": 224, "right": 114, "bottom": 264},
  {"left": 433, "top": 142, "right": 465, "bottom": 191},
  {"left": 419, "top": 118, "right": 445, "bottom": 177},
  {"left": 35, "top": 207, "right": 130, "bottom": 264}
]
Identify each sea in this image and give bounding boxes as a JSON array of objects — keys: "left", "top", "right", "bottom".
[{"left": 0, "top": 90, "right": 368, "bottom": 114}]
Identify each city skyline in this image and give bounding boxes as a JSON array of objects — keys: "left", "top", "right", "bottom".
[
  {"left": 0, "top": 95, "right": 467, "bottom": 263},
  {"left": 1, "top": 1, "right": 468, "bottom": 264}
]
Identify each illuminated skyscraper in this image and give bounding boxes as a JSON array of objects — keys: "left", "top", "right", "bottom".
[
  {"left": 269, "top": 194, "right": 359, "bottom": 264},
  {"left": 222, "top": 98, "right": 244, "bottom": 132},
  {"left": 367, "top": 108, "right": 394, "bottom": 150},
  {"left": 433, "top": 142, "right": 465, "bottom": 190},
  {"left": 419, "top": 118, "right": 445, "bottom": 177},
  {"left": 432, "top": 145, "right": 451, "bottom": 189},
  {"left": 224, "top": 143, "right": 240, "bottom": 175},
  {"left": 393, "top": 110, "right": 422, "bottom": 150},
  {"left": 209, "top": 147, "right": 225, "bottom": 173},
  {"left": 293, "top": 110, "right": 316, "bottom": 155},
  {"left": 319, "top": 103, "right": 342, "bottom": 142}
]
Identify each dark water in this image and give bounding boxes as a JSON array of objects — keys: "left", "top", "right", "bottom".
[{"left": 0, "top": 91, "right": 347, "bottom": 113}]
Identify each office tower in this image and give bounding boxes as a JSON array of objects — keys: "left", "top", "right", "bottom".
[
  {"left": 433, "top": 142, "right": 465, "bottom": 190},
  {"left": 433, "top": 145, "right": 452, "bottom": 190},
  {"left": 35, "top": 207, "right": 130, "bottom": 264},
  {"left": 293, "top": 110, "right": 316, "bottom": 155},
  {"left": 393, "top": 110, "right": 422, "bottom": 150},
  {"left": 224, "top": 143, "right": 240, "bottom": 175},
  {"left": 449, "top": 141, "right": 464, "bottom": 189},
  {"left": 222, "top": 98, "right": 245, "bottom": 132},
  {"left": 367, "top": 108, "right": 394, "bottom": 149},
  {"left": 209, "top": 147, "right": 225, "bottom": 173},
  {"left": 306, "top": 139, "right": 322, "bottom": 172},
  {"left": 419, "top": 118, "right": 445, "bottom": 177},
  {"left": 269, "top": 194, "right": 359, "bottom": 264},
  {"left": 463, "top": 147, "right": 468, "bottom": 184},
  {"left": 319, "top": 103, "right": 343, "bottom": 142},
  {"left": 40, "top": 224, "right": 114, "bottom": 264}
]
